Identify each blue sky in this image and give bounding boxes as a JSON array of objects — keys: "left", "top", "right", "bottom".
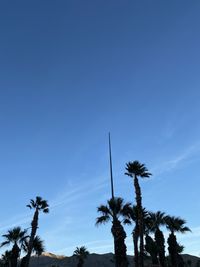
[{"left": 0, "top": 0, "right": 200, "bottom": 257}]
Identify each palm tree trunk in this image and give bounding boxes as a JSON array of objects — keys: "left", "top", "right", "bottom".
[
  {"left": 112, "top": 215, "right": 119, "bottom": 267},
  {"left": 168, "top": 232, "right": 178, "bottom": 267},
  {"left": 145, "top": 234, "right": 159, "bottom": 265},
  {"left": 134, "top": 175, "right": 144, "bottom": 267},
  {"left": 112, "top": 222, "right": 119, "bottom": 267},
  {"left": 155, "top": 228, "right": 166, "bottom": 267},
  {"left": 133, "top": 225, "right": 139, "bottom": 267},
  {"left": 24, "top": 209, "right": 39, "bottom": 267},
  {"left": 111, "top": 220, "right": 128, "bottom": 267},
  {"left": 77, "top": 259, "right": 84, "bottom": 267},
  {"left": 11, "top": 243, "right": 20, "bottom": 267}
]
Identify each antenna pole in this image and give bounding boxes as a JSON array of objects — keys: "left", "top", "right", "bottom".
[{"left": 109, "top": 132, "right": 114, "bottom": 199}]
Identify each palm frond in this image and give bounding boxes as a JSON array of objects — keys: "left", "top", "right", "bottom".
[
  {"left": 43, "top": 208, "right": 49, "bottom": 213},
  {"left": 97, "top": 205, "right": 110, "bottom": 215},
  {"left": 96, "top": 215, "right": 110, "bottom": 225},
  {"left": 30, "top": 199, "right": 36, "bottom": 208},
  {"left": 0, "top": 241, "right": 10, "bottom": 248},
  {"left": 165, "top": 215, "right": 191, "bottom": 233}
]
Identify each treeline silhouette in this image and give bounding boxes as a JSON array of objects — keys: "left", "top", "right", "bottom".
[
  {"left": 0, "top": 161, "right": 192, "bottom": 267},
  {"left": 96, "top": 161, "right": 191, "bottom": 267}
]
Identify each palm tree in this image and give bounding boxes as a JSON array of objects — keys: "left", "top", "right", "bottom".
[
  {"left": 123, "top": 205, "right": 151, "bottom": 267},
  {"left": 21, "top": 235, "right": 45, "bottom": 267},
  {"left": 165, "top": 216, "right": 191, "bottom": 267},
  {"left": 145, "top": 235, "right": 158, "bottom": 265},
  {"left": 96, "top": 197, "right": 129, "bottom": 267},
  {"left": 1, "top": 250, "right": 12, "bottom": 267},
  {"left": 1, "top": 227, "right": 28, "bottom": 267},
  {"left": 122, "top": 204, "right": 139, "bottom": 267},
  {"left": 125, "top": 160, "right": 151, "bottom": 267},
  {"left": 22, "top": 235, "right": 45, "bottom": 257},
  {"left": 73, "top": 246, "right": 89, "bottom": 267},
  {"left": 148, "top": 211, "right": 166, "bottom": 267},
  {"left": 31, "top": 236, "right": 45, "bottom": 257},
  {"left": 24, "top": 196, "right": 49, "bottom": 267}
]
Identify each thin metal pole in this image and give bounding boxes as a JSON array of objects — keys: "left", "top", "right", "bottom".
[
  {"left": 108, "top": 133, "right": 118, "bottom": 267},
  {"left": 109, "top": 132, "right": 115, "bottom": 199}
]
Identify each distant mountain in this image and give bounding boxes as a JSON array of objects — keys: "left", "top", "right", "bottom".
[{"left": 29, "top": 252, "right": 200, "bottom": 267}]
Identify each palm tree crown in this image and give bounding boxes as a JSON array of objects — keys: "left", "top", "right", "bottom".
[
  {"left": 27, "top": 196, "right": 49, "bottom": 213},
  {"left": 1, "top": 227, "right": 28, "bottom": 267},
  {"left": 73, "top": 246, "right": 89, "bottom": 260},
  {"left": 122, "top": 204, "right": 149, "bottom": 229},
  {"left": 165, "top": 216, "right": 191, "bottom": 234},
  {"left": 22, "top": 236, "right": 45, "bottom": 256},
  {"left": 1, "top": 227, "right": 28, "bottom": 248},
  {"left": 96, "top": 197, "right": 130, "bottom": 224},
  {"left": 148, "top": 211, "right": 166, "bottom": 232},
  {"left": 125, "top": 161, "right": 152, "bottom": 178},
  {"left": 32, "top": 236, "right": 45, "bottom": 256}
]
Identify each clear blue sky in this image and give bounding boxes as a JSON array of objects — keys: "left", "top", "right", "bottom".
[{"left": 0, "top": 0, "right": 200, "bottom": 257}]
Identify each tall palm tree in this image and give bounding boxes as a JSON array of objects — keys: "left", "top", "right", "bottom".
[
  {"left": 148, "top": 211, "right": 166, "bottom": 267},
  {"left": 96, "top": 197, "right": 129, "bottom": 267},
  {"left": 125, "top": 160, "right": 152, "bottom": 267},
  {"left": 165, "top": 216, "right": 191, "bottom": 267},
  {"left": 73, "top": 246, "right": 89, "bottom": 267},
  {"left": 24, "top": 196, "right": 49, "bottom": 267},
  {"left": 1, "top": 227, "right": 28, "bottom": 267}
]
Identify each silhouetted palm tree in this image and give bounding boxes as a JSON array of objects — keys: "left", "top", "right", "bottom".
[
  {"left": 96, "top": 197, "right": 129, "bottom": 267},
  {"left": 24, "top": 196, "right": 49, "bottom": 267},
  {"left": 32, "top": 236, "right": 45, "bottom": 257},
  {"left": 123, "top": 205, "right": 151, "bottom": 267},
  {"left": 145, "top": 235, "right": 158, "bottom": 265},
  {"left": 148, "top": 211, "right": 166, "bottom": 267},
  {"left": 1, "top": 227, "right": 27, "bottom": 267},
  {"left": 165, "top": 216, "right": 191, "bottom": 267},
  {"left": 125, "top": 161, "right": 151, "bottom": 267},
  {"left": 21, "top": 235, "right": 45, "bottom": 267},
  {"left": 122, "top": 204, "right": 139, "bottom": 267},
  {"left": 73, "top": 246, "right": 89, "bottom": 267},
  {"left": 22, "top": 235, "right": 45, "bottom": 256},
  {"left": 1, "top": 250, "right": 12, "bottom": 267}
]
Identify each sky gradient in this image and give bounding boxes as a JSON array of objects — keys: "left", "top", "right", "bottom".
[{"left": 0, "top": 0, "right": 200, "bottom": 257}]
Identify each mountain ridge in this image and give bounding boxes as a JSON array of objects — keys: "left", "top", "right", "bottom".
[{"left": 29, "top": 252, "right": 200, "bottom": 267}]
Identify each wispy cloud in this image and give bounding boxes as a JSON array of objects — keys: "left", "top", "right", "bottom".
[
  {"left": 152, "top": 141, "right": 200, "bottom": 176},
  {"left": 50, "top": 175, "right": 108, "bottom": 210},
  {"left": 0, "top": 174, "right": 108, "bottom": 240},
  {"left": 0, "top": 212, "right": 32, "bottom": 232}
]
